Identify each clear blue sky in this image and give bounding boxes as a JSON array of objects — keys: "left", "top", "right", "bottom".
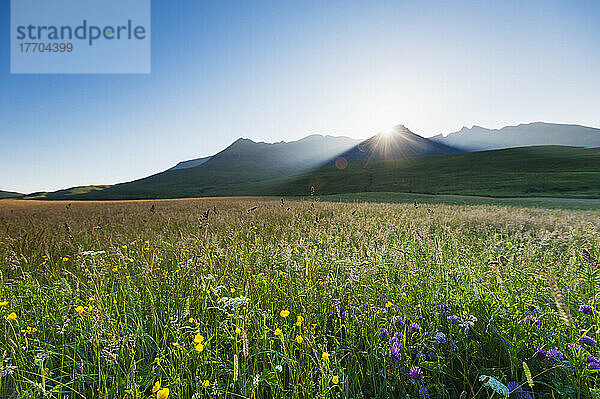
[{"left": 1, "top": 0, "right": 599, "bottom": 193}]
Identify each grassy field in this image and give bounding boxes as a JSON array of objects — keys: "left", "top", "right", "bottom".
[{"left": 1, "top": 197, "right": 600, "bottom": 398}]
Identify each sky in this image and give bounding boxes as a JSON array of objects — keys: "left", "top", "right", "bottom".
[{"left": 1, "top": 0, "right": 600, "bottom": 193}]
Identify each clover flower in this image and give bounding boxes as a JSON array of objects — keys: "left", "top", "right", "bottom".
[
  {"left": 523, "top": 316, "right": 540, "bottom": 326},
  {"left": 580, "top": 304, "right": 594, "bottom": 315},
  {"left": 545, "top": 348, "right": 564, "bottom": 362},
  {"left": 409, "top": 323, "right": 421, "bottom": 333},
  {"left": 379, "top": 327, "right": 389, "bottom": 339},
  {"left": 409, "top": 366, "right": 424, "bottom": 381},
  {"left": 434, "top": 332, "right": 446, "bottom": 343},
  {"left": 447, "top": 315, "right": 460, "bottom": 324}
]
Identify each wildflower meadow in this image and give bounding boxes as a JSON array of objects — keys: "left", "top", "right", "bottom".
[{"left": 0, "top": 198, "right": 599, "bottom": 398}]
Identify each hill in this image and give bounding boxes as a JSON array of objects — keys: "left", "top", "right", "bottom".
[
  {"left": 430, "top": 122, "right": 600, "bottom": 151},
  {"left": 22, "top": 185, "right": 111, "bottom": 200},
  {"left": 0, "top": 190, "right": 22, "bottom": 199},
  {"left": 45, "top": 135, "right": 360, "bottom": 200},
  {"left": 168, "top": 156, "right": 211, "bottom": 171},
  {"left": 264, "top": 145, "right": 600, "bottom": 198},
  {"left": 339, "top": 124, "right": 460, "bottom": 164}
]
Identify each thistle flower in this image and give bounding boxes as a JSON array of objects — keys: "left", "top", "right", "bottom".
[{"left": 409, "top": 366, "right": 423, "bottom": 381}]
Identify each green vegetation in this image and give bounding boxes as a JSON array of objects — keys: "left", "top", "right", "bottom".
[
  {"left": 33, "top": 146, "right": 600, "bottom": 201},
  {"left": 22, "top": 185, "right": 111, "bottom": 200},
  {"left": 0, "top": 190, "right": 22, "bottom": 199},
  {"left": 1, "top": 198, "right": 600, "bottom": 398}
]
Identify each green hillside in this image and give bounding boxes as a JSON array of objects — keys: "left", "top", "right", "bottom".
[
  {"left": 269, "top": 145, "right": 600, "bottom": 198},
  {"left": 22, "top": 185, "right": 111, "bottom": 200},
  {"left": 0, "top": 190, "right": 22, "bottom": 199},
  {"left": 30, "top": 146, "right": 600, "bottom": 200}
]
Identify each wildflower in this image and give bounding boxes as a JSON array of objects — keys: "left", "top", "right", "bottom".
[
  {"left": 427, "top": 351, "right": 438, "bottom": 361},
  {"left": 235, "top": 327, "right": 241, "bottom": 334},
  {"left": 409, "top": 323, "right": 421, "bottom": 333},
  {"left": 280, "top": 310, "right": 290, "bottom": 318},
  {"left": 523, "top": 316, "right": 540, "bottom": 326},
  {"left": 545, "top": 348, "right": 564, "bottom": 362},
  {"left": 580, "top": 304, "right": 594, "bottom": 315},
  {"left": 419, "top": 387, "right": 430, "bottom": 398},
  {"left": 434, "top": 332, "right": 446, "bottom": 343},
  {"left": 230, "top": 288, "right": 235, "bottom": 293},
  {"left": 587, "top": 355, "right": 600, "bottom": 370},
  {"left": 5, "top": 312, "right": 17, "bottom": 321},
  {"left": 332, "top": 375, "right": 339, "bottom": 385},
  {"left": 296, "top": 315, "right": 303, "bottom": 326},
  {"left": 385, "top": 301, "right": 392, "bottom": 308},
  {"left": 152, "top": 381, "right": 161, "bottom": 394},
  {"left": 379, "top": 327, "right": 389, "bottom": 339},
  {"left": 409, "top": 366, "right": 424, "bottom": 381},
  {"left": 581, "top": 335, "right": 596, "bottom": 347},
  {"left": 274, "top": 328, "right": 282, "bottom": 336},
  {"left": 89, "top": 296, "right": 95, "bottom": 302},
  {"left": 568, "top": 343, "right": 582, "bottom": 352},
  {"left": 172, "top": 342, "right": 179, "bottom": 347},
  {"left": 322, "top": 352, "right": 330, "bottom": 361},
  {"left": 88, "top": 305, "right": 93, "bottom": 312},
  {"left": 203, "top": 379, "right": 210, "bottom": 388},
  {"left": 193, "top": 334, "right": 204, "bottom": 344},
  {"left": 0, "top": 301, "right": 8, "bottom": 307},
  {"left": 75, "top": 306, "right": 85, "bottom": 314},
  {"left": 195, "top": 343, "right": 204, "bottom": 352},
  {"left": 447, "top": 315, "right": 460, "bottom": 324},
  {"left": 416, "top": 352, "right": 427, "bottom": 362},
  {"left": 527, "top": 304, "right": 540, "bottom": 312},
  {"left": 507, "top": 381, "right": 532, "bottom": 399},
  {"left": 189, "top": 318, "right": 194, "bottom": 323},
  {"left": 156, "top": 387, "right": 169, "bottom": 399},
  {"left": 296, "top": 335, "right": 303, "bottom": 344}
]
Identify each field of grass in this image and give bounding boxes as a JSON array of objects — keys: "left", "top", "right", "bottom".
[{"left": 1, "top": 197, "right": 600, "bottom": 398}]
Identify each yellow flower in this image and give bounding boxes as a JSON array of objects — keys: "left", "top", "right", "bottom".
[
  {"left": 193, "top": 334, "right": 204, "bottom": 344},
  {"left": 156, "top": 387, "right": 169, "bottom": 399},
  {"left": 152, "top": 381, "right": 161, "bottom": 394},
  {"left": 296, "top": 315, "right": 304, "bottom": 326},
  {"left": 322, "top": 352, "right": 330, "bottom": 361},
  {"left": 385, "top": 301, "right": 392, "bottom": 308},
  {"left": 172, "top": 342, "right": 179, "bottom": 347},
  {"left": 230, "top": 288, "right": 235, "bottom": 293},
  {"left": 112, "top": 267, "right": 118, "bottom": 272},
  {"left": 75, "top": 306, "right": 85, "bottom": 314},
  {"left": 6, "top": 312, "right": 17, "bottom": 321},
  {"left": 274, "top": 328, "right": 282, "bottom": 336},
  {"left": 280, "top": 310, "right": 290, "bottom": 318},
  {"left": 195, "top": 343, "right": 204, "bottom": 352},
  {"left": 203, "top": 379, "right": 210, "bottom": 388},
  {"left": 0, "top": 301, "right": 8, "bottom": 307},
  {"left": 89, "top": 296, "right": 95, "bottom": 302},
  {"left": 235, "top": 327, "right": 241, "bottom": 334},
  {"left": 88, "top": 305, "right": 93, "bottom": 312},
  {"left": 332, "top": 375, "right": 339, "bottom": 385},
  {"left": 189, "top": 317, "right": 194, "bottom": 323},
  {"left": 296, "top": 335, "right": 303, "bottom": 344}
]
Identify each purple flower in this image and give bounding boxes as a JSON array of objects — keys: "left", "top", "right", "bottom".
[
  {"left": 388, "top": 340, "right": 404, "bottom": 362},
  {"left": 447, "top": 315, "right": 460, "bottom": 324},
  {"left": 587, "top": 355, "right": 600, "bottom": 370},
  {"left": 409, "top": 366, "right": 423, "bottom": 381},
  {"left": 568, "top": 343, "right": 582, "bottom": 352},
  {"left": 523, "top": 316, "right": 540, "bottom": 326},
  {"left": 580, "top": 304, "right": 594, "bottom": 315},
  {"left": 581, "top": 335, "right": 596, "bottom": 347},
  {"left": 527, "top": 304, "right": 540, "bottom": 312},
  {"left": 507, "top": 381, "right": 522, "bottom": 393},
  {"left": 427, "top": 351, "right": 438, "bottom": 361},
  {"left": 415, "top": 352, "right": 427, "bottom": 362},
  {"left": 409, "top": 323, "right": 421, "bottom": 333},
  {"left": 434, "top": 332, "right": 446, "bottom": 343},
  {"left": 439, "top": 303, "right": 450, "bottom": 312},
  {"left": 418, "top": 387, "right": 430, "bottom": 398},
  {"left": 390, "top": 331, "right": 402, "bottom": 344},
  {"left": 379, "top": 328, "right": 389, "bottom": 339},
  {"left": 392, "top": 315, "right": 403, "bottom": 324},
  {"left": 545, "top": 348, "right": 564, "bottom": 362}
]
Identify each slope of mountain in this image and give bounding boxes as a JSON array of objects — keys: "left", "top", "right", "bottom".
[
  {"left": 430, "top": 122, "right": 600, "bottom": 151},
  {"left": 266, "top": 146, "right": 600, "bottom": 198},
  {"left": 338, "top": 125, "right": 460, "bottom": 165},
  {"left": 49, "top": 134, "right": 361, "bottom": 200},
  {"left": 168, "top": 156, "right": 211, "bottom": 171},
  {"left": 0, "top": 190, "right": 22, "bottom": 199},
  {"left": 22, "top": 185, "right": 111, "bottom": 200}
]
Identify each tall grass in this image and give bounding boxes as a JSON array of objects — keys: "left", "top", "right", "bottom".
[{"left": 0, "top": 198, "right": 599, "bottom": 398}]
